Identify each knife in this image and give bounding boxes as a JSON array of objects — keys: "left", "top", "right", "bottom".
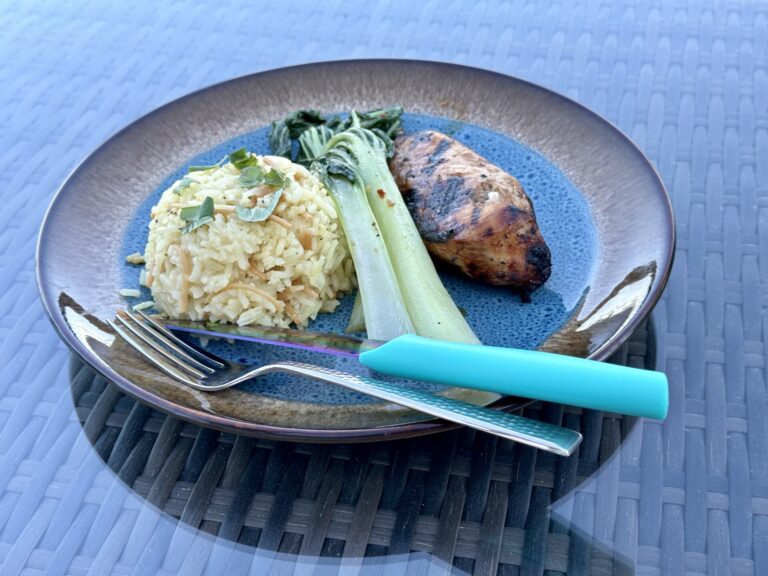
[{"left": 162, "top": 319, "right": 669, "bottom": 419}]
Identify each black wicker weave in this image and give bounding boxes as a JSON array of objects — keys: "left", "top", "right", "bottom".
[{"left": 66, "top": 321, "right": 653, "bottom": 574}]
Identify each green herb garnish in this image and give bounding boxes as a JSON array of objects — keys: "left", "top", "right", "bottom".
[
  {"left": 239, "top": 165, "right": 286, "bottom": 189},
  {"left": 239, "top": 165, "right": 265, "bottom": 188},
  {"left": 236, "top": 169, "right": 287, "bottom": 222},
  {"left": 179, "top": 196, "right": 214, "bottom": 233},
  {"left": 236, "top": 189, "right": 284, "bottom": 223},
  {"left": 173, "top": 176, "right": 197, "bottom": 195},
  {"left": 188, "top": 156, "right": 228, "bottom": 172},
  {"left": 187, "top": 148, "right": 257, "bottom": 173},
  {"left": 263, "top": 168, "right": 286, "bottom": 187},
  {"left": 228, "top": 147, "right": 257, "bottom": 170}
]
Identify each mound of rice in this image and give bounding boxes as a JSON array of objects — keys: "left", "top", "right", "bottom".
[{"left": 142, "top": 154, "right": 355, "bottom": 327}]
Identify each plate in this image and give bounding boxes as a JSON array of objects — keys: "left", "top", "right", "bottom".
[{"left": 37, "top": 60, "right": 674, "bottom": 442}]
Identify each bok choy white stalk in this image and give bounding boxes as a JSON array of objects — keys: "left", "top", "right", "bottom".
[
  {"left": 298, "top": 126, "right": 413, "bottom": 341},
  {"left": 345, "top": 292, "right": 366, "bottom": 333}
]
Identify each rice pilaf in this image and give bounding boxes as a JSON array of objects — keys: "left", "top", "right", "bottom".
[{"left": 142, "top": 154, "right": 355, "bottom": 328}]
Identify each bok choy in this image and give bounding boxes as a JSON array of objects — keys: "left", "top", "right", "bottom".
[
  {"left": 270, "top": 107, "right": 479, "bottom": 344},
  {"left": 296, "top": 121, "right": 413, "bottom": 341}
]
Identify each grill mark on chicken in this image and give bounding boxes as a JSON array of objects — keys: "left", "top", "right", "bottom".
[
  {"left": 406, "top": 176, "right": 469, "bottom": 243},
  {"left": 390, "top": 130, "right": 552, "bottom": 294},
  {"left": 424, "top": 138, "right": 451, "bottom": 175}
]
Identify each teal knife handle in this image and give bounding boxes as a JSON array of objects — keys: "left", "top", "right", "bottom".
[{"left": 359, "top": 334, "right": 669, "bottom": 420}]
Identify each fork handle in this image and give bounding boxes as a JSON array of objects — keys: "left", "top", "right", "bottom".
[
  {"left": 277, "top": 362, "right": 582, "bottom": 456},
  {"left": 359, "top": 334, "right": 669, "bottom": 420}
]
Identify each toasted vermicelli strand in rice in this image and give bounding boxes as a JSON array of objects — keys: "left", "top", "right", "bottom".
[{"left": 142, "top": 153, "right": 355, "bottom": 328}]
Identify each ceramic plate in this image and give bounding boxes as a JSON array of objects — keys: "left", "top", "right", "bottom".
[{"left": 37, "top": 60, "right": 674, "bottom": 442}]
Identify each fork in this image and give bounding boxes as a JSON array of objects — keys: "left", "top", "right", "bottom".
[{"left": 110, "top": 309, "right": 583, "bottom": 455}]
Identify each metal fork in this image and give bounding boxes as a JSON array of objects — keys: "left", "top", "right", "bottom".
[{"left": 110, "top": 309, "right": 583, "bottom": 455}]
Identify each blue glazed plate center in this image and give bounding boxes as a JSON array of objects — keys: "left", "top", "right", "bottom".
[{"left": 120, "top": 113, "right": 596, "bottom": 405}]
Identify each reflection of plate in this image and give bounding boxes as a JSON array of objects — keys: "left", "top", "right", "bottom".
[{"left": 36, "top": 60, "right": 674, "bottom": 442}]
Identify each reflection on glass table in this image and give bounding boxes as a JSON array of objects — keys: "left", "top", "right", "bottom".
[{"left": 51, "top": 319, "right": 655, "bottom": 574}]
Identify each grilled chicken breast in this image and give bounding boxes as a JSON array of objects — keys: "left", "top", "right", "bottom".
[{"left": 389, "top": 130, "right": 552, "bottom": 295}]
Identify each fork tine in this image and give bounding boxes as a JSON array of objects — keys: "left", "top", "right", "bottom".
[
  {"left": 115, "top": 315, "right": 208, "bottom": 379},
  {"left": 118, "top": 310, "right": 218, "bottom": 373},
  {"left": 108, "top": 320, "right": 201, "bottom": 386},
  {"left": 131, "top": 309, "right": 225, "bottom": 368}
]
